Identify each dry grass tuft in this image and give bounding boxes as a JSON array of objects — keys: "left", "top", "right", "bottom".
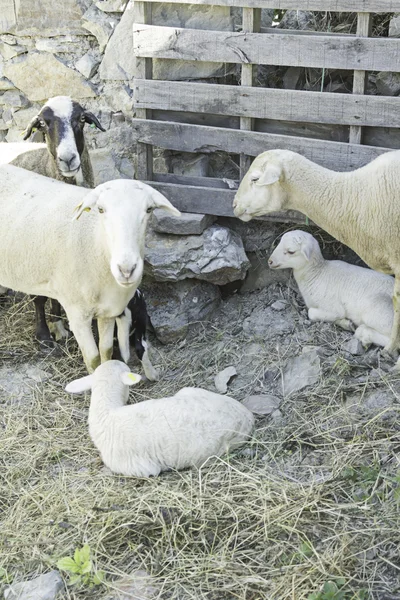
[{"left": 1, "top": 284, "right": 400, "bottom": 599}]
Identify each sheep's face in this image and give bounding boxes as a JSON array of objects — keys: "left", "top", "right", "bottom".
[
  {"left": 73, "top": 180, "right": 181, "bottom": 288},
  {"left": 65, "top": 360, "right": 142, "bottom": 394},
  {"left": 23, "top": 96, "right": 105, "bottom": 179},
  {"left": 233, "top": 152, "right": 287, "bottom": 221},
  {"left": 268, "top": 231, "right": 317, "bottom": 271}
]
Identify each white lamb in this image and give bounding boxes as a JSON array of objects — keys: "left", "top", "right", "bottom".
[
  {"left": 269, "top": 230, "right": 394, "bottom": 347},
  {"left": 233, "top": 149, "right": 400, "bottom": 363},
  {"left": 65, "top": 360, "right": 255, "bottom": 477},
  {"left": 0, "top": 164, "right": 180, "bottom": 372}
]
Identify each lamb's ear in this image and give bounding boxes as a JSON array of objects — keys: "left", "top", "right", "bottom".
[
  {"left": 149, "top": 188, "right": 181, "bottom": 216},
  {"left": 301, "top": 244, "right": 312, "bottom": 261},
  {"left": 72, "top": 188, "right": 101, "bottom": 220},
  {"left": 65, "top": 375, "right": 94, "bottom": 394},
  {"left": 23, "top": 116, "right": 41, "bottom": 140},
  {"left": 256, "top": 163, "right": 282, "bottom": 186},
  {"left": 120, "top": 372, "right": 142, "bottom": 386},
  {"left": 83, "top": 111, "right": 106, "bottom": 132}
]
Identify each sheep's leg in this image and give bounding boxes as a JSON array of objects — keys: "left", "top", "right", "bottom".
[
  {"left": 384, "top": 276, "right": 400, "bottom": 357},
  {"left": 97, "top": 317, "right": 116, "bottom": 364},
  {"left": 334, "top": 318, "right": 355, "bottom": 332},
  {"left": 33, "top": 295, "right": 54, "bottom": 347},
  {"left": 66, "top": 310, "right": 100, "bottom": 373},
  {"left": 116, "top": 309, "right": 132, "bottom": 364},
  {"left": 308, "top": 307, "right": 343, "bottom": 323},
  {"left": 48, "top": 299, "right": 70, "bottom": 341},
  {"left": 354, "top": 325, "right": 389, "bottom": 348},
  {"left": 140, "top": 339, "right": 159, "bottom": 381}
]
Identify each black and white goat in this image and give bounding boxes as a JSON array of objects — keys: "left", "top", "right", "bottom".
[{"left": 0, "top": 96, "right": 105, "bottom": 346}]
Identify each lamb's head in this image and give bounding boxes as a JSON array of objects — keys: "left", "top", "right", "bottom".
[
  {"left": 268, "top": 230, "right": 322, "bottom": 271},
  {"left": 65, "top": 360, "right": 141, "bottom": 397},
  {"left": 74, "top": 179, "right": 181, "bottom": 287},
  {"left": 23, "top": 96, "right": 105, "bottom": 179},
  {"left": 233, "top": 150, "right": 290, "bottom": 221}
]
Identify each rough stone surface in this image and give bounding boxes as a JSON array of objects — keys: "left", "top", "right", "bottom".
[
  {"left": 152, "top": 210, "right": 216, "bottom": 236},
  {"left": 343, "top": 337, "right": 365, "bottom": 356},
  {"left": 4, "top": 0, "right": 90, "bottom": 35},
  {"left": 90, "top": 147, "right": 121, "bottom": 185},
  {"left": 4, "top": 570, "right": 64, "bottom": 600},
  {"left": 143, "top": 279, "right": 221, "bottom": 344},
  {"left": 375, "top": 71, "right": 400, "bottom": 96},
  {"left": 279, "top": 10, "right": 317, "bottom": 30},
  {"left": 104, "top": 569, "right": 158, "bottom": 600},
  {"left": 282, "top": 350, "right": 321, "bottom": 396},
  {"left": 169, "top": 153, "right": 209, "bottom": 177},
  {"left": 101, "top": 0, "right": 233, "bottom": 81},
  {"left": 75, "top": 52, "right": 100, "bottom": 79},
  {"left": 242, "top": 394, "right": 281, "bottom": 415},
  {"left": 214, "top": 366, "right": 237, "bottom": 393},
  {"left": 243, "top": 306, "right": 295, "bottom": 338},
  {"left": 0, "top": 41, "right": 26, "bottom": 60},
  {"left": 271, "top": 300, "right": 287, "bottom": 311},
  {"left": 145, "top": 225, "right": 250, "bottom": 285},
  {"left": 4, "top": 52, "right": 96, "bottom": 101},
  {"left": 241, "top": 253, "right": 291, "bottom": 292},
  {"left": 0, "top": 363, "right": 51, "bottom": 404},
  {"left": 82, "top": 5, "right": 118, "bottom": 53},
  {"left": 389, "top": 13, "right": 400, "bottom": 37},
  {"left": 217, "top": 218, "right": 279, "bottom": 253},
  {"left": 96, "top": 0, "right": 129, "bottom": 12}
]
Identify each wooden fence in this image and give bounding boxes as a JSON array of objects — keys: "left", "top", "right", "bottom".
[{"left": 131, "top": 0, "right": 400, "bottom": 221}]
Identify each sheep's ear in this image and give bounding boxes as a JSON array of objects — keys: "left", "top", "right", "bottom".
[
  {"left": 120, "top": 372, "right": 142, "bottom": 386},
  {"left": 83, "top": 111, "right": 106, "bottom": 132},
  {"left": 301, "top": 245, "right": 312, "bottom": 261},
  {"left": 23, "top": 116, "right": 41, "bottom": 140},
  {"left": 72, "top": 188, "right": 101, "bottom": 220},
  {"left": 65, "top": 375, "right": 94, "bottom": 394},
  {"left": 150, "top": 188, "right": 181, "bottom": 216},
  {"left": 257, "top": 163, "right": 282, "bottom": 186}
]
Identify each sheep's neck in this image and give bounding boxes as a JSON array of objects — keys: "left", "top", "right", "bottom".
[
  {"left": 90, "top": 381, "right": 129, "bottom": 424},
  {"left": 293, "top": 257, "right": 325, "bottom": 291}
]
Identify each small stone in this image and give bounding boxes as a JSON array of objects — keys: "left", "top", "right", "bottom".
[
  {"left": 242, "top": 394, "right": 281, "bottom": 415},
  {"left": 389, "top": 14, "right": 400, "bottom": 37},
  {"left": 282, "top": 350, "right": 321, "bottom": 396},
  {"left": 82, "top": 5, "right": 118, "bottom": 53},
  {"left": 75, "top": 52, "right": 100, "bottom": 79},
  {"left": 104, "top": 569, "right": 158, "bottom": 600},
  {"left": 271, "top": 409, "right": 283, "bottom": 421},
  {"left": 214, "top": 366, "right": 237, "bottom": 393},
  {"left": 375, "top": 71, "right": 400, "bottom": 96},
  {"left": 343, "top": 337, "right": 365, "bottom": 356},
  {"left": 152, "top": 211, "right": 215, "bottom": 236},
  {"left": 4, "top": 571, "right": 64, "bottom": 600},
  {"left": 271, "top": 300, "right": 287, "bottom": 311}
]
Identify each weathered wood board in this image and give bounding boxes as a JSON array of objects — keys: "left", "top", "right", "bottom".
[
  {"left": 139, "top": 0, "right": 398, "bottom": 12},
  {"left": 134, "top": 80, "right": 400, "bottom": 128},
  {"left": 131, "top": 119, "right": 391, "bottom": 171},
  {"left": 133, "top": 25, "right": 400, "bottom": 71}
]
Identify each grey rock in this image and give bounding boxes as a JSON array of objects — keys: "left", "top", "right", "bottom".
[
  {"left": 145, "top": 225, "right": 250, "bottom": 285},
  {"left": 343, "top": 337, "right": 365, "bottom": 356},
  {"left": 91, "top": 148, "right": 121, "bottom": 186},
  {"left": 243, "top": 307, "right": 295, "bottom": 338},
  {"left": 214, "top": 366, "right": 237, "bottom": 393},
  {"left": 0, "top": 363, "right": 51, "bottom": 404},
  {"left": 345, "top": 390, "right": 394, "bottom": 419},
  {"left": 217, "top": 218, "right": 279, "bottom": 252},
  {"left": 13, "top": 0, "right": 89, "bottom": 36},
  {"left": 169, "top": 153, "right": 209, "bottom": 177},
  {"left": 389, "top": 14, "right": 400, "bottom": 37},
  {"left": 143, "top": 279, "right": 221, "bottom": 344},
  {"left": 241, "top": 252, "right": 290, "bottom": 292},
  {"left": 0, "top": 42, "right": 26, "bottom": 60},
  {"left": 82, "top": 5, "right": 119, "bottom": 53},
  {"left": 4, "top": 570, "right": 64, "bottom": 600},
  {"left": 75, "top": 52, "right": 100, "bottom": 79},
  {"left": 0, "top": 90, "right": 29, "bottom": 108},
  {"left": 271, "top": 300, "right": 287, "bottom": 311},
  {"left": 282, "top": 350, "right": 321, "bottom": 396},
  {"left": 152, "top": 211, "right": 216, "bottom": 236},
  {"left": 96, "top": 0, "right": 129, "bottom": 12},
  {"left": 279, "top": 10, "right": 316, "bottom": 30},
  {"left": 242, "top": 394, "right": 281, "bottom": 415},
  {"left": 375, "top": 71, "right": 400, "bottom": 96},
  {"left": 104, "top": 568, "right": 158, "bottom": 600}
]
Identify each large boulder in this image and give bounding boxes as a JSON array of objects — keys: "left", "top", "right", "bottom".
[
  {"left": 1, "top": 0, "right": 91, "bottom": 35},
  {"left": 145, "top": 225, "right": 250, "bottom": 285}
]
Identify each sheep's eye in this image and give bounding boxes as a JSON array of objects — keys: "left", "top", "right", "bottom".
[
  {"left": 287, "top": 250, "right": 295, "bottom": 255},
  {"left": 38, "top": 120, "right": 46, "bottom": 129},
  {"left": 98, "top": 207, "right": 104, "bottom": 214},
  {"left": 146, "top": 206, "right": 153, "bottom": 214},
  {"left": 250, "top": 176, "right": 259, "bottom": 183},
  {"left": 80, "top": 114, "right": 86, "bottom": 123}
]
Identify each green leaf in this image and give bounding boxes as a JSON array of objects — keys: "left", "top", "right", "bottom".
[
  {"left": 74, "top": 548, "right": 82, "bottom": 566},
  {"left": 69, "top": 573, "right": 82, "bottom": 586},
  {"left": 80, "top": 544, "right": 91, "bottom": 564},
  {"left": 57, "top": 557, "right": 80, "bottom": 574},
  {"left": 299, "top": 542, "right": 313, "bottom": 557},
  {"left": 81, "top": 559, "right": 93, "bottom": 575},
  {"left": 307, "top": 594, "right": 320, "bottom": 600},
  {"left": 335, "top": 577, "right": 346, "bottom": 588},
  {"left": 92, "top": 571, "right": 105, "bottom": 585}
]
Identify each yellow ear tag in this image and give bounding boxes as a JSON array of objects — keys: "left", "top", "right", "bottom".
[
  {"left": 74, "top": 201, "right": 83, "bottom": 212},
  {"left": 128, "top": 373, "right": 141, "bottom": 384}
]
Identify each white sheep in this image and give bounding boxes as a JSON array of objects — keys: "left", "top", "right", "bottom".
[
  {"left": 269, "top": 230, "right": 394, "bottom": 347},
  {"left": 0, "top": 96, "right": 105, "bottom": 346},
  {"left": 65, "top": 360, "right": 255, "bottom": 477},
  {"left": 233, "top": 149, "right": 400, "bottom": 362},
  {"left": 0, "top": 164, "right": 180, "bottom": 372}
]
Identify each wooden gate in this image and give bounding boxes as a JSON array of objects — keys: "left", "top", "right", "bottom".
[{"left": 131, "top": 0, "right": 400, "bottom": 221}]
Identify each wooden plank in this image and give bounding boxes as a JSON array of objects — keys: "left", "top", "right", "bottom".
[
  {"left": 261, "top": 27, "right": 356, "bottom": 37},
  {"left": 144, "top": 180, "right": 306, "bottom": 222},
  {"left": 349, "top": 13, "right": 372, "bottom": 145},
  {"left": 153, "top": 173, "right": 238, "bottom": 189},
  {"left": 134, "top": 2, "right": 153, "bottom": 181},
  {"left": 133, "top": 25, "right": 400, "bottom": 72},
  {"left": 134, "top": 80, "right": 400, "bottom": 128},
  {"left": 139, "top": 0, "right": 398, "bottom": 12},
  {"left": 240, "top": 7, "right": 260, "bottom": 179},
  {"left": 131, "top": 119, "right": 392, "bottom": 172}
]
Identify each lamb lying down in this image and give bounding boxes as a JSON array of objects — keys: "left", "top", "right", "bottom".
[
  {"left": 268, "top": 230, "right": 394, "bottom": 348},
  {"left": 65, "top": 360, "right": 254, "bottom": 477}
]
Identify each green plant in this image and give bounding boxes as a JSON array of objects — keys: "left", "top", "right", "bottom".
[
  {"left": 308, "top": 579, "right": 368, "bottom": 600},
  {"left": 57, "top": 543, "right": 104, "bottom": 587}
]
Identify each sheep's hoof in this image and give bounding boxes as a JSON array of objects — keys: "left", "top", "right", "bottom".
[
  {"left": 49, "top": 320, "right": 70, "bottom": 342},
  {"left": 381, "top": 344, "right": 399, "bottom": 360}
]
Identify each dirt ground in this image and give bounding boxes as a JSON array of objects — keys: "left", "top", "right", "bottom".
[{"left": 1, "top": 251, "right": 400, "bottom": 599}]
